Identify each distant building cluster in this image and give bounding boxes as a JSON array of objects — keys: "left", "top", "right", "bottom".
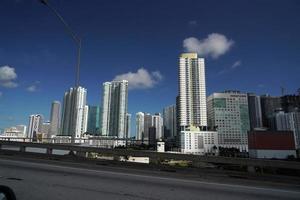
[{"left": 1, "top": 52, "right": 299, "bottom": 159}]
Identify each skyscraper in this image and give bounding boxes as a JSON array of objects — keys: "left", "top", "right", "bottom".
[
  {"left": 61, "top": 86, "right": 88, "bottom": 138},
  {"left": 152, "top": 113, "right": 163, "bottom": 140},
  {"left": 207, "top": 91, "right": 250, "bottom": 151},
  {"left": 260, "top": 95, "right": 282, "bottom": 128},
  {"left": 101, "top": 80, "right": 128, "bottom": 138},
  {"left": 136, "top": 112, "right": 144, "bottom": 140},
  {"left": 101, "top": 82, "right": 111, "bottom": 136},
  {"left": 27, "top": 114, "right": 43, "bottom": 139},
  {"left": 178, "top": 53, "right": 207, "bottom": 129},
  {"left": 82, "top": 105, "right": 89, "bottom": 135},
  {"left": 125, "top": 113, "right": 131, "bottom": 138},
  {"left": 163, "top": 105, "right": 177, "bottom": 139},
  {"left": 247, "top": 93, "right": 263, "bottom": 130},
  {"left": 143, "top": 113, "right": 152, "bottom": 141},
  {"left": 49, "top": 101, "right": 61, "bottom": 137},
  {"left": 87, "top": 105, "right": 101, "bottom": 135}
]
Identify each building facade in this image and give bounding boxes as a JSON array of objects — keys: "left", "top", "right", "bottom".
[
  {"left": 101, "top": 80, "right": 128, "bottom": 138},
  {"left": 152, "top": 113, "right": 164, "bottom": 140},
  {"left": 247, "top": 93, "right": 263, "bottom": 130},
  {"left": 270, "top": 110, "right": 300, "bottom": 148},
  {"left": 178, "top": 53, "right": 207, "bottom": 129},
  {"left": 143, "top": 113, "right": 152, "bottom": 141},
  {"left": 27, "top": 114, "right": 44, "bottom": 139},
  {"left": 41, "top": 121, "right": 51, "bottom": 138},
  {"left": 125, "top": 113, "right": 131, "bottom": 138},
  {"left": 135, "top": 112, "right": 144, "bottom": 140},
  {"left": 87, "top": 105, "right": 101, "bottom": 135},
  {"left": 49, "top": 101, "right": 60, "bottom": 137},
  {"left": 260, "top": 95, "right": 282, "bottom": 128},
  {"left": 2, "top": 125, "right": 27, "bottom": 138},
  {"left": 61, "top": 86, "right": 88, "bottom": 138},
  {"left": 207, "top": 91, "right": 250, "bottom": 151},
  {"left": 248, "top": 130, "right": 296, "bottom": 159},
  {"left": 163, "top": 105, "right": 177, "bottom": 139},
  {"left": 180, "top": 126, "right": 218, "bottom": 155},
  {"left": 281, "top": 94, "right": 300, "bottom": 113}
]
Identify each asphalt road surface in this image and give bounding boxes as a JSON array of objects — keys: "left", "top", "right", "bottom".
[{"left": 0, "top": 157, "right": 299, "bottom": 200}]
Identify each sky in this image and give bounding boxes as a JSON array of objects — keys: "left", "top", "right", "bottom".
[{"left": 0, "top": 0, "right": 300, "bottom": 133}]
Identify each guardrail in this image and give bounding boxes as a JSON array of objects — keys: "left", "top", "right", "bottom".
[{"left": 1, "top": 140, "right": 300, "bottom": 173}]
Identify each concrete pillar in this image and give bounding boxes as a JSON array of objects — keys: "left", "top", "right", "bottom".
[
  {"left": 149, "top": 156, "right": 161, "bottom": 165},
  {"left": 46, "top": 148, "right": 53, "bottom": 155},
  {"left": 20, "top": 146, "right": 26, "bottom": 152},
  {"left": 247, "top": 166, "right": 256, "bottom": 173},
  {"left": 76, "top": 151, "right": 87, "bottom": 157}
]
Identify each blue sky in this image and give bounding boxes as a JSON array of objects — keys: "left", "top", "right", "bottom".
[{"left": 0, "top": 0, "right": 300, "bottom": 133}]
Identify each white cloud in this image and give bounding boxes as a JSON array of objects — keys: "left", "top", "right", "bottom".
[
  {"left": 183, "top": 33, "right": 234, "bottom": 59},
  {"left": 0, "top": 65, "right": 18, "bottom": 88},
  {"left": 113, "top": 68, "right": 163, "bottom": 90},
  {"left": 218, "top": 60, "right": 242, "bottom": 75},
  {"left": 0, "top": 81, "right": 18, "bottom": 88},
  {"left": 188, "top": 20, "right": 198, "bottom": 26},
  {"left": 26, "top": 85, "right": 37, "bottom": 92},
  {"left": 26, "top": 81, "right": 40, "bottom": 92},
  {"left": 231, "top": 60, "right": 241, "bottom": 69}
]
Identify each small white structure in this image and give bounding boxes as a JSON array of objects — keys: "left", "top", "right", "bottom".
[
  {"left": 120, "top": 156, "right": 150, "bottom": 164},
  {"left": 0, "top": 126, "right": 27, "bottom": 142},
  {"left": 157, "top": 141, "right": 165, "bottom": 152},
  {"left": 180, "top": 126, "right": 218, "bottom": 155}
]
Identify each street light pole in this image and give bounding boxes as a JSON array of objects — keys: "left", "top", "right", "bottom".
[
  {"left": 39, "top": 0, "right": 81, "bottom": 144},
  {"left": 39, "top": 0, "right": 81, "bottom": 87}
]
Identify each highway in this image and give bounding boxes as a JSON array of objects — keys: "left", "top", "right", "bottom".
[{"left": 0, "top": 157, "right": 299, "bottom": 200}]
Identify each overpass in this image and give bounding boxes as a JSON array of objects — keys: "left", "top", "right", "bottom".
[{"left": 0, "top": 140, "right": 300, "bottom": 174}]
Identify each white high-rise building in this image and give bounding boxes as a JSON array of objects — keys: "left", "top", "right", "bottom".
[
  {"left": 207, "top": 91, "right": 250, "bottom": 151},
  {"left": 101, "top": 82, "right": 111, "bottom": 136},
  {"left": 101, "top": 80, "right": 128, "bottom": 138},
  {"left": 136, "top": 112, "right": 144, "bottom": 140},
  {"left": 49, "top": 101, "right": 61, "bottom": 137},
  {"left": 178, "top": 53, "right": 207, "bottom": 129},
  {"left": 152, "top": 113, "right": 164, "bottom": 140},
  {"left": 27, "top": 114, "right": 44, "bottom": 139},
  {"left": 61, "top": 86, "right": 88, "bottom": 138},
  {"left": 82, "top": 105, "right": 89, "bottom": 134}
]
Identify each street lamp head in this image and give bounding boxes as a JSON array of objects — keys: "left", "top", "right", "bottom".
[{"left": 39, "top": 0, "right": 48, "bottom": 5}]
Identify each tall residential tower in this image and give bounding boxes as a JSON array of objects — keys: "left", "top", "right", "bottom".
[
  {"left": 101, "top": 80, "right": 128, "bottom": 138},
  {"left": 135, "top": 112, "right": 144, "bottom": 140},
  {"left": 61, "top": 86, "right": 88, "bottom": 138},
  {"left": 178, "top": 53, "right": 207, "bottom": 129},
  {"left": 49, "top": 101, "right": 61, "bottom": 137}
]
